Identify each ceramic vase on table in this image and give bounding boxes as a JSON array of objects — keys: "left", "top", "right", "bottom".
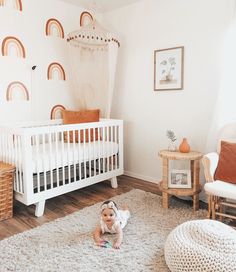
[
  {"left": 179, "top": 138, "right": 190, "bottom": 153},
  {"left": 168, "top": 141, "right": 177, "bottom": 152}
]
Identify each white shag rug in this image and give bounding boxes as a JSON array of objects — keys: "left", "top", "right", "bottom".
[{"left": 0, "top": 189, "right": 207, "bottom": 272}]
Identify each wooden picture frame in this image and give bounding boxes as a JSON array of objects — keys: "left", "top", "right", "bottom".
[
  {"left": 154, "top": 46, "right": 184, "bottom": 91},
  {"left": 168, "top": 169, "right": 191, "bottom": 188}
]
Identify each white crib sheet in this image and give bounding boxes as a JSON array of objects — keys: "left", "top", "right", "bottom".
[{"left": 28, "top": 140, "right": 119, "bottom": 173}]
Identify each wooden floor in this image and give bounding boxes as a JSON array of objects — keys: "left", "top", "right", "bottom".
[{"left": 0, "top": 175, "right": 207, "bottom": 240}]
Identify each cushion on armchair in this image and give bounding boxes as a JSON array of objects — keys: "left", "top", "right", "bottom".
[
  {"left": 214, "top": 141, "right": 236, "bottom": 184},
  {"left": 204, "top": 180, "right": 236, "bottom": 199},
  {"left": 217, "top": 138, "right": 236, "bottom": 153}
]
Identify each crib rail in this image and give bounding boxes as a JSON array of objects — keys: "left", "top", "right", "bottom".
[{"left": 0, "top": 119, "right": 123, "bottom": 205}]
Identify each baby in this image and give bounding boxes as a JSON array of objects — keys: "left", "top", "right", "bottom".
[{"left": 93, "top": 200, "right": 130, "bottom": 249}]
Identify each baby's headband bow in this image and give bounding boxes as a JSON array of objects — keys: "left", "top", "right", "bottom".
[{"left": 101, "top": 201, "right": 118, "bottom": 214}]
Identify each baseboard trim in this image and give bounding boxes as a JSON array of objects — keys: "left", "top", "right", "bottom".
[{"left": 124, "top": 171, "right": 160, "bottom": 184}]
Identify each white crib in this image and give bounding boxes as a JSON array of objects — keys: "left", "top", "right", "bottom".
[{"left": 0, "top": 119, "right": 123, "bottom": 216}]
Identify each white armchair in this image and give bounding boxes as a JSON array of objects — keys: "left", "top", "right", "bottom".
[{"left": 202, "top": 122, "right": 236, "bottom": 221}]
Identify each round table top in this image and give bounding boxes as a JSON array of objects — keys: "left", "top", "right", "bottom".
[{"left": 158, "top": 150, "right": 203, "bottom": 160}]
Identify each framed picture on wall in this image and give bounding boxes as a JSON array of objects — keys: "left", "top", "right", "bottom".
[
  {"left": 154, "top": 46, "right": 184, "bottom": 91},
  {"left": 168, "top": 169, "right": 191, "bottom": 188}
]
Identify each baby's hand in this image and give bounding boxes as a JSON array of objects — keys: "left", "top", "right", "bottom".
[
  {"left": 94, "top": 238, "right": 102, "bottom": 244},
  {"left": 96, "top": 239, "right": 106, "bottom": 246},
  {"left": 113, "top": 241, "right": 121, "bottom": 249}
]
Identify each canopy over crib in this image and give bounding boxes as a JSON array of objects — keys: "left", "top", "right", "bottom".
[
  {"left": 67, "top": 19, "right": 120, "bottom": 48},
  {"left": 67, "top": 19, "right": 120, "bottom": 118}
]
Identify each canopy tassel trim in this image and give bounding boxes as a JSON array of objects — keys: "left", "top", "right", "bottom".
[{"left": 67, "top": 19, "right": 120, "bottom": 48}]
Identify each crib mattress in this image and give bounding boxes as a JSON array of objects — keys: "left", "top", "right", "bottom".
[{"left": 21, "top": 141, "right": 118, "bottom": 173}]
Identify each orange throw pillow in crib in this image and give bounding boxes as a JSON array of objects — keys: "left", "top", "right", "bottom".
[
  {"left": 62, "top": 109, "right": 100, "bottom": 143},
  {"left": 214, "top": 141, "right": 236, "bottom": 184}
]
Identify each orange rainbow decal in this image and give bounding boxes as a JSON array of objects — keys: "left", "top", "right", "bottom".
[
  {"left": 0, "top": 0, "right": 22, "bottom": 11},
  {"left": 80, "top": 11, "right": 93, "bottom": 26},
  {"left": 50, "top": 104, "right": 65, "bottom": 119},
  {"left": 6, "top": 81, "right": 29, "bottom": 101},
  {"left": 46, "top": 18, "right": 64, "bottom": 39},
  {"left": 1, "top": 36, "right": 26, "bottom": 58},
  {"left": 47, "top": 62, "right": 66, "bottom": 81}
]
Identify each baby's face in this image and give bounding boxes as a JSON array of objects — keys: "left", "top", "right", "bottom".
[{"left": 101, "top": 208, "right": 116, "bottom": 225}]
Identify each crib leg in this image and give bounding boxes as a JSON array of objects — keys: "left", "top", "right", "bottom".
[
  {"left": 35, "top": 201, "right": 46, "bottom": 217},
  {"left": 110, "top": 177, "right": 118, "bottom": 188}
]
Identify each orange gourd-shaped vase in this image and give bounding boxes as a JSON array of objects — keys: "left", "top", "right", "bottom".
[{"left": 179, "top": 138, "right": 190, "bottom": 153}]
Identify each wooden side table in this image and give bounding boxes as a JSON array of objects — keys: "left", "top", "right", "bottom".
[{"left": 158, "top": 150, "right": 203, "bottom": 211}]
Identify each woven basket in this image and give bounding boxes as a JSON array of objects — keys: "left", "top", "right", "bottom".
[{"left": 0, "top": 162, "right": 15, "bottom": 221}]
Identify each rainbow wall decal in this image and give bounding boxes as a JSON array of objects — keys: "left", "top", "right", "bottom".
[
  {"left": 46, "top": 18, "right": 64, "bottom": 39},
  {"left": 50, "top": 104, "right": 65, "bottom": 119},
  {"left": 80, "top": 11, "right": 93, "bottom": 26},
  {"left": 1, "top": 36, "right": 26, "bottom": 58},
  {"left": 47, "top": 62, "right": 66, "bottom": 81},
  {"left": 6, "top": 81, "right": 29, "bottom": 101},
  {"left": 0, "top": 0, "right": 22, "bottom": 11}
]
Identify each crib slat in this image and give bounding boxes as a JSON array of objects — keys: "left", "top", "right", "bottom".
[
  {"left": 14, "top": 135, "right": 18, "bottom": 192},
  {"left": 98, "top": 128, "right": 101, "bottom": 175},
  {"left": 48, "top": 133, "right": 53, "bottom": 190},
  {"left": 35, "top": 135, "right": 40, "bottom": 193},
  {"left": 111, "top": 126, "right": 114, "bottom": 171},
  {"left": 3, "top": 133, "right": 7, "bottom": 162},
  {"left": 42, "top": 134, "right": 47, "bottom": 191},
  {"left": 18, "top": 135, "right": 23, "bottom": 193},
  {"left": 61, "top": 131, "right": 66, "bottom": 185},
  {"left": 115, "top": 126, "right": 118, "bottom": 170},
  {"left": 12, "top": 134, "right": 16, "bottom": 166},
  {"left": 88, "top": 128, "right": 91, "bottom": 178},
  {"left": 83, "top": 129, "right": 86, "bottom": 179},
  {"left": 21, "top": 133, "right": 33, "bottom": 198},
  {"left": 119, "top": 121, "right": 123, "bottom": 170},
  {"left": 7, "top": 134, "right": 11, "bottom": 164},
  {"left": 14, "top": 136, "right": 21, "bottom": 191},
  {"left": 78, "top": 129, "right": 82, "bottom": 181},
  {"left": 72, "top": 130, "right": 76, "bottom": 182},
  {"left": 67, "top": 130, "right": 71, "bottom": 184},
  {"left": 106, "top": 126, "right": 109, "bottom": 172},
  {"left": 102, "top": 127, "right": 105, "bottom": 173},
  {"left": 55, "top": 132, "right": 60, "bottom": 188},
  {"left": 93, "top": 127, "right": 96, "bottom": 177},
  {"left": 14, "top": 134, "right": 22, "bottom": 194}
]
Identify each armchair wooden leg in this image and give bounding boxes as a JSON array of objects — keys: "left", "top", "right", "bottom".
[
  {"left": 219, "top": 200, "right": 223, "bottom": 222},
  {"left": 207, "top": 195, "right": 212, "bottom": 219},
  {"left": 212, "top": 197, "right": 216, "bottom": 220},
  {"left": 215, "top": 196, "right": 221, "bottom": 221}
]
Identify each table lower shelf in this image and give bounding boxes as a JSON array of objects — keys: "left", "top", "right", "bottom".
[{"left": 158, "top": 181, "right": 201, "bottom": 196}]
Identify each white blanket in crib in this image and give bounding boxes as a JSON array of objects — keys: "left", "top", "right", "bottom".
[{"left": 16, "top": 141, "right": 119, "bottom": 173}]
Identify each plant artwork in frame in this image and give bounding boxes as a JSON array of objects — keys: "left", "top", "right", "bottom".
[
  {"left": 154, "top": 46, "right": 184, "bottom": 91},
  {"left": 168, "top": 169, "right": 191, "bottom": 189}
]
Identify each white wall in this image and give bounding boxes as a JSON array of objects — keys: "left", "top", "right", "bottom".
[
  {"left": 1, "top": 0, "right": 234, "bottom": 184},
  {"left": 0, "top": 0, "right": 88, "bottom": 122},
  {"left": 104, "top": 0, "right": 235, "bottom": 182}
]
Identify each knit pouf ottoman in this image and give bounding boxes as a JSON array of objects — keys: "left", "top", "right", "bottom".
[{"left": 164, "top": 219, "right": 236, "bottom": 272}]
